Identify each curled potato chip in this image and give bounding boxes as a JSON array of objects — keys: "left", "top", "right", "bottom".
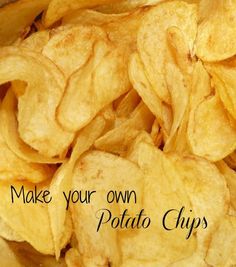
[
  {"left": 0, "top": 237, "right": 23, "bottom": 267},
  {"left": 49, "top": 115, "right": 105, "bottom": 258},
  {"left": 196, "top": 0, "right": 236, "bottom": 61},
  {"left": 137, "top": 1, "right": 197, "bottom": 103},
  {"left": 188, "top": 94, "right": 236, "bottom": 161},
  {"left": 43, "top": 0, "right": 120, "bottom": 27},
  {"left": 0, "top": 46, "right": 74, "bottom": 157},
  {"left": 206, "top": 60, "right": 236, "bottom": 121},
  {"left": 205, "top": 215, "right": 236, "bottom": 266},
  {"left": 121, "top": 142, "right": 196, "bottom": 265},
  {"left": 20, "top": 30, "right": 50, "bottom": 52},
  {"left": 72, "top": 150, "right": 144, "bottom": 266},
  {"left": 0, "top": 120, "right": 54, "bottom": 183},
  {"left": 129, "top": 52, "right": 172, "bottom": 139},
  {"left": 216, "top": 161, "right": 236, "bottom": 210},
  {"left": 62, "top": 8, "right": 145, "bottom": 53},
  {"left": 115, "top": 89, "right": 140, "bottom": 118},
  {"left": 95, "top": 102, "right": 154, "bottom": 154},
  {"left": 57, "top": 40, "right": 130, "bottom": 132},
  {"left": 0, "top": 89, "right": 63, "bottom": 164},
  {"left": 0, "top": 181, "right": 54, "bottom": 255},
  {"left": 0, "top": 217, "right": 23, "bottom": 242},
  {"left": 43, "top": 25, "right": 107, "bottom": 77},
  {"left": 0, "top": 0, "right": 49, "bottom": 46}
]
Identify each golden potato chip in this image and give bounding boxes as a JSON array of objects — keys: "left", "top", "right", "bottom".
[
  {"left": 115, "top": 89, "right": 140, "bottom": 118},
  {"left": 71, "top": 150, "right": 144, "bottom": 266},
  {"left": 0, "top": 0, "right": 49, "bottom": 46},
  {"left": 0, "top": 237, "right": 23, "bottom": 267},
  {"left": 95, "top": 102, "right": 154, "bottom": 154},
  {"left": 205, "top": 215, "right": 236, "bottom": 266},
  {"left": 216, "top": 161, "right": 236, "bottom": 210},
  {"left": 0, "top": 46, "right": 74, "bottom": 157},
  {"left": 62, "top": 8, "right": 145, "bottom": 53},
  {"left": 43, "top": 0, "right": 120, "bottom": 27},
  {"left": 188, "top": 94, "right": 236, "bottom": 161},
  {"left": 0, "top": 217, "right": 23, "bottom": 242},
  {"left": 0, "top": 119, "right": 54, "bottom": 183},
  {"left": 43, "top": 25, "right": 107, "bottom": 78},
  {"left": 137, "top": 1, "right": 197, "bottom": 103},
  {"left": 0, "top": 89, "right": 63, "bottom": 164},
  {"left": 65, "top": 248, "right": 82, "bottom": 267},
  {"left": 196, "top": 0, "right": 236, "bottom": 61},
  {"left": 129, "top": 52, "right": 172, "bottom": 139},
  {"left": 20, "top": 30, "right": 50, "bottom": 52},
  {"left": 57, "top": 40, "right": 130, "bottom": 132},
  {"left": 206, "top": 60, "right": 236, "bottom": 121},
  {"left": 121, "top": 142, "right": 196, "bottom": 265},
  {"left": 0, "top": 181, "right": 54, "bottom": 254},
  {"left": 49, "top": 116, "right": 105, "bottom": 258}
]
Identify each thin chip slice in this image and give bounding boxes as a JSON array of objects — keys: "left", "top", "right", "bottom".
[
  {"left": 71, "top": 150, "right": 144, "bottom": 266},
  {"left": 57, "top": 40, "right": 130, "bottom": 132},
  {"left": 49, "top": 116, "right": 106, "bottom": 258},
  {"left": 95, "top": 102, "right": 154, "bottom": 154},
  {"left": 0, "top": 181, "right": 54, "bottom": 255},
  {"left": 205, "top": 215, "right": 236, "bottom": 266},
  {"left": 196, "top": 0, "right": 236, "bottom": 61},
  {"left": 0, "top": 89, "right": 63, "bottom": 164},
  {"left": 206, "top": 60, "right": 236, "bottom": 121},
  {"left": 43, "top": 0, "right": 120, "bottom": 27},
  {"left": 0, "top": 217, "right": 23, "bottom": 242},
  {"left": 137, "top": 1, "right": 197, "bottom": 103},
  {"left": 0, "top": 46, "right": 74, "bottom": 157},
  {"left": 43, "top": 25, "right": 107, "bottom": 78},
  {"left": 0, "top": 0, "right": 49, "bottom": 46},
  {"left": 188, "top": 94, "right": 236, "bottom": 161}
]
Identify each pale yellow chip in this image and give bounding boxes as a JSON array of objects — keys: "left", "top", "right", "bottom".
[
  {"left": 95, "top": 102, "right": 154, "bottom": 154},
  {"left": 0, "top": 46, "right": 74, "bottom": 157},
  {"left": 196, "top": 0, "right": 236, "bottom": 61},
  {"left": 43, "top": 0, "right": 120, "bottom": 27},
  {"left": 205, "top": 215, "right": 236, "bottom": 266},
  {"left": 57, "top": 40, "right": 130, "bottom": 132},
  {"left": 137, "top": 1, "right": 197, "bottom": 103},
  {"left": 0, "top": 0, "right": 49, "bottom": 46},
  {"left": 0, "top": 181, "right": 54, "bottom": 255}
]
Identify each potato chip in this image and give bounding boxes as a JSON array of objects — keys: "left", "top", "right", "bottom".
[
  {"left": 129, "top": 52, "right": 172, "bottom": 139},
  {"left": 43, "top": 0, "right": 120, "bottom": 27},
  {"left": 71, "top": 150, "right": 144, "bottom": 266},
  {"left": 57, "top": 40, "right": 130, "bottom": 132},
  {"left": 49, "top": 116, "right": 106, "bottom": 258},
  {"left": 20, "top": 30, "right": 50, "bottom": 52},
  {"left": 205, "top": 215, "right": 236, "bottom": 266},
  {"left": 121, "top": 142, "right": 196, "bottom": 265},
  {"left": 0, "top": 120, "right": 54, "bottom": 183},
  {"left": 43, "top": 25, "right": 107, "bottom": 78},
  {"left": 95, "top": 102, "right": 154, "bottom": 154},
  {"left": 0, "top": 89, "right": 64, "bottom": 164},
  {"left": 0, "top": 217, "right": 23, "bottom": 242},
  {"left": 216, "top": 161, "right": 236, "bottom": 210},
  {"left": 0, "top": 46, "right": 74, "bottom": 157},
  {"left": 65, "top": 248, "right": 82, "bottom": 267},
  {"left": 0, "top": 237, "right": 23, "bottom": 267},
  {"left": 206, "top": 60, "right": 236, "bottom": 121},
  {"left": 137, "top": 1, "right": 197, "bottom": 103},
  {"left": 188, "top": 94, "right": 236, "bottom": 161},
  {"left": 196, "top": 0, "right": 236, "bottom": 61},
  {"left": 115, "top": 89, "right": 140, "bottom": 118},
  {"left": 0, "top": 181, "right": 54, "bottom": 254},
  {"left": 0, "top": 0, "right": 49, "bottom": 46},
  {"left": 62, "top": 8, "right": 145, "bottom": 53}
]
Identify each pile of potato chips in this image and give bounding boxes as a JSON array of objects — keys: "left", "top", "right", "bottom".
[{"left": 0, "top": 0, "right": 236, "bottom": 266}]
